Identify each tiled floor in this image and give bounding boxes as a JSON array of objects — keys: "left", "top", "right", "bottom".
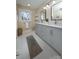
[{"left": 16, "top": 31, "right": 61, "bottom": 59}]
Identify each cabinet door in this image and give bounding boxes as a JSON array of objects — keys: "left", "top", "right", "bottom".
[
  {"left": 35, "top": 24, "right": 52, "bottom": 44},
  {"left": 35, "top": 24, "right": 45, "bottom": 38},
  {"left": 41, "top": 26, "right": 52, "bottom": 43},
  {"left": 49, "top": 27, "right": 62, "bottom": 54}
]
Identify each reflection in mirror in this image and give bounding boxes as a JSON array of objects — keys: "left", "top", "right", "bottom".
[
  {"left": 40, "top": 9, "right": 47, "bottom": 22},
  {"left": 40, "top": 10, "right": 46, "bottom": 22},
  {"left": 51, "top": 1, "right": 62, "bottom": 21}
]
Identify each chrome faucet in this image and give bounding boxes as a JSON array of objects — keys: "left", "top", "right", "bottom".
[{"left": 55, "top": 19, "right": 57, "bottom": 24}]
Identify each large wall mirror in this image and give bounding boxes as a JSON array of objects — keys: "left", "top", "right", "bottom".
[
  {"left": 51, "top": 1, "right": 62, "bottom": 20},
  {"left": 40, "top": 9, "right": 47, "bottom": 22}
]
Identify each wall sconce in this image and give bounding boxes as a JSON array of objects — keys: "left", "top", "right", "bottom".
[{"left": 46, "top": 4, "right": 49, "bottom": 8}]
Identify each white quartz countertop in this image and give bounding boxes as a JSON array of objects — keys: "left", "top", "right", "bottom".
[{"left": 36, "top": 22, "right": 62, "bottom": 29}]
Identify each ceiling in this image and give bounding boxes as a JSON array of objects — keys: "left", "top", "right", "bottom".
[{"left": 16, "top": 0, "right": 51, "bottom": 10}]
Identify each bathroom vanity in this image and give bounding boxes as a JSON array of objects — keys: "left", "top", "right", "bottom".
[{"left": 35, "top": 23, "right": 62, "bottom": 56}]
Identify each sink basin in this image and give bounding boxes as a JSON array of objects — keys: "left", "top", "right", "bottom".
[
  {"left": 49, "top": 21, "right": 62, "bottom": 26},
  {"left": 56, "top": 21, "right": 62, "bottom": 26}
]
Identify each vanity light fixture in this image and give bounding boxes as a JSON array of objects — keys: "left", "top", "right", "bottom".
[
  {"left": 43, "top": 4, "right": 49, "bottom": 9},
  {"left": 43, "top": 7, "right": 46, "bottom": 9}
]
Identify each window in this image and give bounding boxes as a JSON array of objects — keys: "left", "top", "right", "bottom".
[{"left": 19, "top": 9, "right": 31, "bottom": 21}]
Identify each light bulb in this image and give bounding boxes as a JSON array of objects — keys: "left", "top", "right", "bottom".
[
  {"left": 46, "top": 5, "right": 49, "bottom": 7},
  {"left": 27, "top": 4, "right": 31, "bottom": 6}
]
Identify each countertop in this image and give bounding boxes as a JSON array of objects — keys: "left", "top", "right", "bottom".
[{"left": 36, "top": 22, "right": 62, "bottom": 29}]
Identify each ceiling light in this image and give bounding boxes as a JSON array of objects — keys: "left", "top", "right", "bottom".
[
  {"left": 27, "top": 4, "right": 31, "bottom": 6},
  {"left": 53, "top": 1, "right": 56, "bottom": 4}
]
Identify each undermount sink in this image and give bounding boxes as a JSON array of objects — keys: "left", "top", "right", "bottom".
[
  {"left": 49, "top": 21, "right": 62, "bottom": 26},
  {"left": 56, "top": 21, "right": 62, "bottom": 26}
]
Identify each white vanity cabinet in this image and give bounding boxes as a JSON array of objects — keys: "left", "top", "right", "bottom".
[{"left": 35, "top": 23, "right": 62, "bottom": 55}]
